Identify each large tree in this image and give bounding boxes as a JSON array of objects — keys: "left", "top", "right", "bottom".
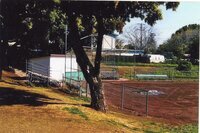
[
  {"left": 0, "top": 1, "right": 179, "bottom": 111},
  {"left": 60, "top": 1, "right": 179, "bottom": 111}
]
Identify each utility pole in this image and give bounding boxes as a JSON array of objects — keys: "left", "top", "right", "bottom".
[
  {"left": 64, "top": 25, "right": 68, "bottom": 83},
  {"left": 140, "top": 23, "right": 143, "bottom": 49}
]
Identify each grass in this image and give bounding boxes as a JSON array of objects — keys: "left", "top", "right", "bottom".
[
  {"left": 105, "top": 119, "right": 140, "bottom": 132},
  {"left": 107, "top": 62, "right": 178, "bottom": 67},
  {"left": 114, "top": 62, "right": 199, "bottom": 80},
  {"left": 168, "top": 124, "right": 198, "bottom": 133},
  {"left": 141, "top": 121, "right": 198, "bottom": 133},
  {"left": 70, "top": 96, "right": 91, "bottom": 102},
  {"left": 63, "top": 107, "right": 89, "bottom": 120}
]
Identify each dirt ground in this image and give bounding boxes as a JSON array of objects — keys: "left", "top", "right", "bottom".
[{"left": 103, "top": 80, "right": 199, "bottom": 125}]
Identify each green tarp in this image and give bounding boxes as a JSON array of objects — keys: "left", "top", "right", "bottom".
[{"left": 65, "top": 71, "right": 84, "bottom": 81}]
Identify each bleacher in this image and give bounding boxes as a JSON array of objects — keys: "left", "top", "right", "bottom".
[{"left": 100, "top": 70, "right": 119, "bottom": 79}]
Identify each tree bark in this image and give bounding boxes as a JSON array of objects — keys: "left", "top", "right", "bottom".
[
  {"left": 67, "top": 12, "right": 106, "bottom": 112},
  {"left": 0, "top": 0, "right": 2, "bottom": 81},
  {"left": 0, "top": 44, "right": 2, "bottom": 81}
]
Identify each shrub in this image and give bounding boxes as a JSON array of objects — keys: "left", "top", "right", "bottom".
[{"left": 176, "top": 60, "right": 192, "bottom": 71}]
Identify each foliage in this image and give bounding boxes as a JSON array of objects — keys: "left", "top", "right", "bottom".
[
  {"left": 188, "top": 35, "right": 199, "bottom": 64},
  {"left": 157, "top": 24, "right": 199, "bottom": 59},
  {"left": 63, "top": 107, "right": 88, "bottom": 120},
  {"left": 48, "top": 8, "right": 67, "bottom": 54},
  {"left": 164, "top": 57, "right": 178, "bottom": 64},
  {"left": 115, "top": 39, "right": 124, "bottom": 49},
  {"left": 176, "top": 60, "right": 192, "bottom": 71}
]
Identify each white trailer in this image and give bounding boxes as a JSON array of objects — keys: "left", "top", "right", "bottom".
[
  {"left": 27, "top": 54, "right": 78, "bottom": 82},
  {"left": 147, "top": 54, "right": 165, "bottom": 63}
]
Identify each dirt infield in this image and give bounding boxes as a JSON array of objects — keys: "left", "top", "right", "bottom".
[{"left": 103, "top": 80, "right": 198, "bottom": 125}]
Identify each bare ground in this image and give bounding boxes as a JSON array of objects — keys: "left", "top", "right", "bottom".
[{"left": 104, "top": 80, "right": 198, "bottom": 125}]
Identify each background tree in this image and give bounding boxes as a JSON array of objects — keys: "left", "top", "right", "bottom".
[
  {"left": 121, "top": 23, "right": 157, "bottom": 53},
  {"left": 146, "top": 33, "right": 157, "bottom": 54},
  {"left": 115, "top": 39, "right": 124, "bottom": 49},
  {"left": 157, "top": 24, "right": 199, "bottom": 61},
  {"left": 188, "top": 36, "right": 199, "bottom": 64}
]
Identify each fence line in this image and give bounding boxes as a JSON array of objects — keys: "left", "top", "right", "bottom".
[{"left": 103, "top": 82, "right": 149, "bottom": 116}]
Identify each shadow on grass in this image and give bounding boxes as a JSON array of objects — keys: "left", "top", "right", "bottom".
[
  {"left": 0, "top": 86, "right": 64, "bottom": 106},
  {"left": 10, "top": 76, "right": 27, "bottom": 81}
]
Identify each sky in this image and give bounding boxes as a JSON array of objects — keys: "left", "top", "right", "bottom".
[{"left": 120, "top": 2, "right": 200, "bottom": 46}]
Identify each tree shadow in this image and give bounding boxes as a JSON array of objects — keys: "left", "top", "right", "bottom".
[
  {"left": 10, "top": 76, "right": 27, "bottom": 81},
  {"left": 0, "top": 86, "right": 64, "bottom": 106}
]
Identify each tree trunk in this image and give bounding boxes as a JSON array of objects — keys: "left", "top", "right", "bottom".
[
  {"left": 0, "top": 0, "right": 2, "bottom": 81},
  {"left": 0, "top": 44, "right": 2, "bottom": 81},
  {"left": 68, "top": 12, "right": 106, "bottom": 112}
]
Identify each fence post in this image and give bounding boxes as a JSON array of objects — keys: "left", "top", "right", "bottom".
[
  {"left": 79, "top": 85, "right": 81, "bottom": 97},
  {"left": 146, "top": 91, "right": 149, "bottom": 116},
  {"left": 47, "top": 67, "right": 50, "bottom": 86},
  {"left": 86, "top": 83, "right": 88, "bottom": 98},
  {"left": 26, "top": 60, "right": 28, "bottom": 83},
  {"left": 30, "top": 61, "right": 32, "bottom": 82},
  {"left": 121, "top": 83, "right": 125, "bottom": 110},
  {"left": 134, "top": 70, "right": 136, "bottom": 79}
]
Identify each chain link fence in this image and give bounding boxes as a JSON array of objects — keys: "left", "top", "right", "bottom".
[
  {"left": 104, "top": 82, "right": 149, "bottom": 116},
  {"left": 103, "top": 81, "right": 198, "bottom": 123}
]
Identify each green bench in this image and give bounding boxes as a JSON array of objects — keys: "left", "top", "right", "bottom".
[{"left": 136, "top": 74, "right": 168, "bottom": 80}]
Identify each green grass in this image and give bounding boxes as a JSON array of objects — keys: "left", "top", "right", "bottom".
[
  {"left": 164, "top": 124, "right": 198, "bottom": 133},
  {"left": 115, "top": 62, "right": 199, "bottom": 80},
  {"left": 63, "top": 107, "right": 89, "bottom": 120},
  {"left": 141, "top": 121, "right": 198, "bottom": 133},
  {"left": 106, "top": 120, "right": 140, "bottom": 132},
  {"left": 105, "top": 119, "right": 198, "bottom": 133},
  {"left": 70, "top": 96, "right": 91, "bottom": 102},
  {"left": 109, "top": 62, "right": 178, "bottom": 67},
  {"left": 105, "top": 62, "right": 199, "bottom": 70},
  {"left": 191, "top": 65, "right": 199, "bottom": 71}
]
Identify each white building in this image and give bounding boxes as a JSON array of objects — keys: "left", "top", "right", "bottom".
[
  {"left": 147, "top": 54, "right": 165, "bottom": 63},
  {"left": 27, "top": 54, "right": 78, "bottom": 81},
  {"left": 102, "top": 34, "right": 117, "bottom": 50}
]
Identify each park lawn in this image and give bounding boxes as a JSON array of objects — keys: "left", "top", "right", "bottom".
[{"left": 0, "top": 70, "right": 198, "bottom": 132}]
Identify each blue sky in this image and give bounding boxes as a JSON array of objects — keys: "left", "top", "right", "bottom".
[{"left": 121, "top": 2, "right": 200, "bottom": 45}]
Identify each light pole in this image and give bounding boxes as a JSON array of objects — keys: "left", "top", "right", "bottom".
[{"left": 64, "top": 25, "right": 68, "bottom": 83}]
